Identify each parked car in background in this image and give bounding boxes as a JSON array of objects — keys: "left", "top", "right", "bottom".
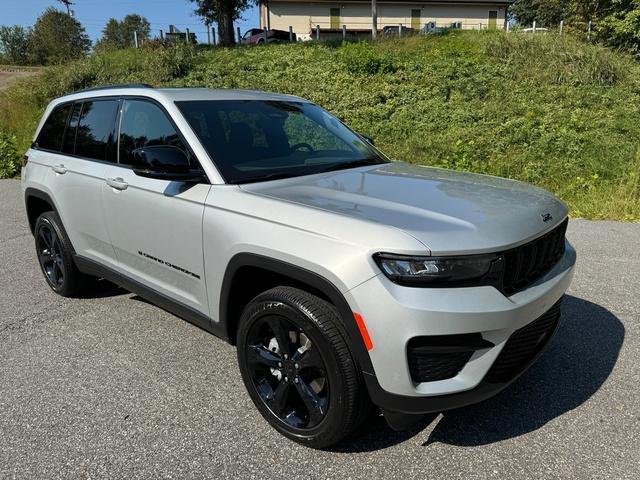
[
  {"left": 381, "top": 25, "right": 415, "bottom": 37},
  {"left": 241, "top": 28, "right": 295, "bottom": 44}
]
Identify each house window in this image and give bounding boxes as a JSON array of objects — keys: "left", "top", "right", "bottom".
[
  {"left": 411, "top": 9, "right": 421, "bottom": 31},
  {"left": 330, "top": 7, "right": 340, "bottom": 30},
  {"left": 488, "top": 10, "right": 498, "bottom": 29}
]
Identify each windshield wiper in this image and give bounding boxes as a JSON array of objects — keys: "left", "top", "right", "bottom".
[
  {"left": 236, "top": 172, "right": 298, "bottom": 184},
  {"left": 316, "top": 158, "right": 386, "bottom": 174}
]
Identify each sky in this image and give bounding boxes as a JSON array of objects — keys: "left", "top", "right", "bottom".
[{"left": 2, "top": 0, "right": 260, "bottom": 43}]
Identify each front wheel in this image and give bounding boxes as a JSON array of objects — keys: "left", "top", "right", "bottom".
[{"left": 237, "top": 286, "right": 370, "bottom": 448}]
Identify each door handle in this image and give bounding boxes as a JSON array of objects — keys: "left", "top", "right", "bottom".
[
  {"left": 51, "top": 164, "right": 67, "bottom": 174},
  {"left": 106, "top": 177, "right": 129, "bottom": 191}
]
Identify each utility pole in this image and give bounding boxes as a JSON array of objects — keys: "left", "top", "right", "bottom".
[
  {"left": 371, "top": 0, "right": 377, "bottom": 39},
  {"left": 57, "top": 0, "right": 74, "bottom": 16}
]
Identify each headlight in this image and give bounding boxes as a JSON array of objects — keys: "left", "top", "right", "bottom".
[{"left": 373, "top": 252, "right": 500, "bottom": 287}]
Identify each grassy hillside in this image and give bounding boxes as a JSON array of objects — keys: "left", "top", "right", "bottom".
[{"left": 1, "top": 31, "right": 639, "bottom": 220}]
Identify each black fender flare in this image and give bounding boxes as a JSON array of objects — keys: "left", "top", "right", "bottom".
[
  {"left": 219, "top": 252, "right": 375, "bottom": 375},
  {"left": 24, "top": 187, "right": 61, "bottom": 234}
]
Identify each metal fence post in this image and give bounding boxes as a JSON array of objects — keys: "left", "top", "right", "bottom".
[
  {"left": 134, "top": 30, "right": 139, "bottom": 48},
  {"left": 398, "top": 24, "right": 402, "bottom": 37},
  {"left": 212, "top": 27, "right": 216, "bottom": 45},
  {"left": 289, "top": 26, "right": 293, "bottom": 42},
  {"left": 206, "top": 24, "right": 211, "bottom": 44},
  {"left": 371, "top": 0, "right": 377, "bottom": 40},
  {"left": 186, "top": 28, "right": 190, "bottom": 43},
  {"left": 237, "top": 26, "right": 241, "bottom": 43},
  {"left": 559, "top": 19, "right": 563, "bottom": 34},
  {"left": 587, "top": 20, "right": 592, "bottom": 41},
  {"left": 159, "top": 29, "right": 164, "bottom": 40},
  {"left": 316, "top": 24, "right": 320, "bottom": 41},
  {"left": 342, "top": 24, "right": 346, "bottom": 40},
  {"left": 263, "top": 28, "right": 268, "bottom": 43},
  {"left": 532, "top": 20, "right": 536, "bottom": 34}
]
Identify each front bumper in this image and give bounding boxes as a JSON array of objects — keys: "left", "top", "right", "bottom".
[{"left": 345, "top": 241, "right": 576, "bottom": 414}]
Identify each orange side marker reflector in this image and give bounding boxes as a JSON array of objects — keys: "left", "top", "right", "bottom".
[{"left": 353, "top": 312, "right": 373, "bottom": 351}]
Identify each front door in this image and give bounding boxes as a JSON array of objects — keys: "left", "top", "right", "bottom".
[
  {"left": 488, "top": 10, "right": 498, "bottom": 29},
  {"left": 411, "top": 9, "right": 421, "bottom": 31},
  {"left": 101, "top": 98, "right": 211, "bottom": 314}
]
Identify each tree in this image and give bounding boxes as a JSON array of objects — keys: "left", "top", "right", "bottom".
[
  {"left": 510, "top": 0, "right": 570, "bottom": 26},
  {"left": 597, "top": 0, "right": 640, "bottom": 54},
  {"left": 189, "top": 0, "right": 254, "bottom": 46},
  {"left": 96, "top": 14, "right": 151, "bottom": 50},
  {"left": 510, "top": 0, "right": 614, "bottom": 26},
  {"left": 0, "top": 26, "right": 31, "bottom": 65},
  {"left": 28, "top": 7, "right": 91, "bottom": 65}
]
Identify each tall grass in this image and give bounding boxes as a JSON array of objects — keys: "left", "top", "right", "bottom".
[{"left": 1, "top": 31, "right": 639, "bottom": 220}]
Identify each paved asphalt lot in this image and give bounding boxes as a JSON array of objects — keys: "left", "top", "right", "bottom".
[{"left": 0, "top": 179, "right": 638, "bottom": 479}]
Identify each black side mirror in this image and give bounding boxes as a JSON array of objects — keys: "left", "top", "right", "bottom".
[{"left": 131, "top": 146, "right": 204, "bottom": 182}]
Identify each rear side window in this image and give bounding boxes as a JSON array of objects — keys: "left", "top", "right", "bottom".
[
  {"left": 62, "top": 102, "right": 82, "bottom": 154},
  {"left": 118, "top": 99, "right": 192, "bottom": 166},
  {"left": 74, "top": 100, "right": 119, "bottom": 162},
  {"left": 35, "top": 104, "right": 72, "bottom": 152}
]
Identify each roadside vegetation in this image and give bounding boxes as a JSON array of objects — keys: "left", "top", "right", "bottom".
[{"left": 1, "top": 31, "right": 639, "bottom": 220}]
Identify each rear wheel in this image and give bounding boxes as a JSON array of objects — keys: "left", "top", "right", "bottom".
[
  {"left": 34, "top": 211, "right": 93, "bottom": 297},
  {"left": 237, "top": 286, "right": 370, "bottom": 448}
]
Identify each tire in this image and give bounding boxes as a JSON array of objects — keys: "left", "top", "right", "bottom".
[
  {"left": 34, "top": 211, "right": 93, "bottom": 297},
  {"left": 237, "top": 286, "right": 371, "bottom": 448}
]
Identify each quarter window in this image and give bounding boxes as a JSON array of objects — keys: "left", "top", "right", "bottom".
[
  {"left": 35, "top": 104, "right": 72, "bottom": 152},
  {"left": 62, "top": 102, "right": 82, "bottom": 154},
  {"left": 74, "top": 100, "right": 119, "bottom": 161},
  {"left": 118, "top": 99, "right": 191, "bottom": 166}
]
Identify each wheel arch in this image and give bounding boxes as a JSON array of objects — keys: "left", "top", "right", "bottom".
[
  {"left": 219, "top": 253, "right": 375, "bottom": 375},
  {"left": 24, "top": 188, "right": 60, "bottom": 235}
]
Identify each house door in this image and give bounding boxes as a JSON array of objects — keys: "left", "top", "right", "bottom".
[
  {"left": 330, "top": 8, "right": 340, "bottom": 30},
  {"left": 411, "top": 9, "right": 421, "bottom": 31},
  {"left": 488, "top": 10, "right": 498, "bottom": 29}
]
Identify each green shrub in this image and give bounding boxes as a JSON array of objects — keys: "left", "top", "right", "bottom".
[
  {"left": 339, "top": 41, "right": 397, "bottom": 75},
  {"left": 0, "top": 31, "right": 639, "bottom": 220},
  {"left": 0, "top": 131, "right": 20, "bottom": 178}
]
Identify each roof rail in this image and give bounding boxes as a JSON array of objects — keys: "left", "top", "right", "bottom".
[{"left": 71, "top": 83, "right": 153, "bottom": 94}]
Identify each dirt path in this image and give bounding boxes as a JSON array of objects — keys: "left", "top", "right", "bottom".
[{"left": 0, "top": 68, "right": 41, "bottom": 91}]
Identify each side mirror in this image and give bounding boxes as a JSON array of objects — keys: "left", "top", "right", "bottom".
[{"left": 131, "top": 146, "right": 204, "bottom": 182}]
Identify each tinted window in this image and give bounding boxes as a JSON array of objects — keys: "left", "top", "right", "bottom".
[
  {"left": 177, "top": 100, "right": 386, "bottom": 184},
  {"left": 36, "top": 104, "right": 72, "bottom": 152},
  {"left": 74, "top": 100, "right": 119, "bottom": 161},
  {"left": 62, "top": 102, "right": 82, "bottom": 154},
  {"left": 119, "top": 99, "right": 191, "bottom": 166}
]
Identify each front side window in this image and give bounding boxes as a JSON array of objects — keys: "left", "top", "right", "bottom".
[
  {"left": 118, "top": 99, "right": 191, "bottom": 166},
  {"left": 177, "top": 100, "right": 387, "bottom": 184},
  {"left": 74, "top": 100, "right": 119, "bottom": 161},
  {"left": 35, "top": 103, "right": 72, "bottom": 152}
]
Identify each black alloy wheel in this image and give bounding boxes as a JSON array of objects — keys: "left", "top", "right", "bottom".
[
  {"left": 237, "top": 286, "right": 371, "bottom": 448},
  {"left": 33, "top": 211, "right": 92, "bottom": 297},
  {"left": 36, "top": 220, "right": 65, "bottom": 289},
  {"left": 246, "top": 314, "right": 329, "bottom": 429}
]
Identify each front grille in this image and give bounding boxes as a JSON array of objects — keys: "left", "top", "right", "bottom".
[
  {"left": 484, "top": 298, "right": 562, "bottom": 383},
  {"left": 501, "top": 219, "right": 568, "bottom": 296}
]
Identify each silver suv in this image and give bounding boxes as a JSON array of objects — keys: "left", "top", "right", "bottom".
[{"left": 21, "top": 85, "right": 576, "bottom": 448}]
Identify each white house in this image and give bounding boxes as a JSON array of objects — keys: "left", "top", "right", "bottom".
[{"left": 259, "top": 0, "right": 512, "bottom": 40}]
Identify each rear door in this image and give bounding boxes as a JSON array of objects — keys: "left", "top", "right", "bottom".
[
  {"left": 30, "top": 98, "right": 120, "bottom": 270},
  {"left": 101, "top": 98, "right": 211, "bottom": 314}
]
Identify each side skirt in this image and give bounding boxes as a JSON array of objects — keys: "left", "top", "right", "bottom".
[{"left": 73, "top": 255, "right": 229, "bottom": 342}]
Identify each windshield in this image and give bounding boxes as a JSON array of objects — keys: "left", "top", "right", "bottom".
[{"left": 176, "top": 100, "right": 388, "bottom": 183}]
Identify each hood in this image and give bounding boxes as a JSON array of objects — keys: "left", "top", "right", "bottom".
[{"left": 240, "top": 162, "right": 568, "bottom": 255}]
